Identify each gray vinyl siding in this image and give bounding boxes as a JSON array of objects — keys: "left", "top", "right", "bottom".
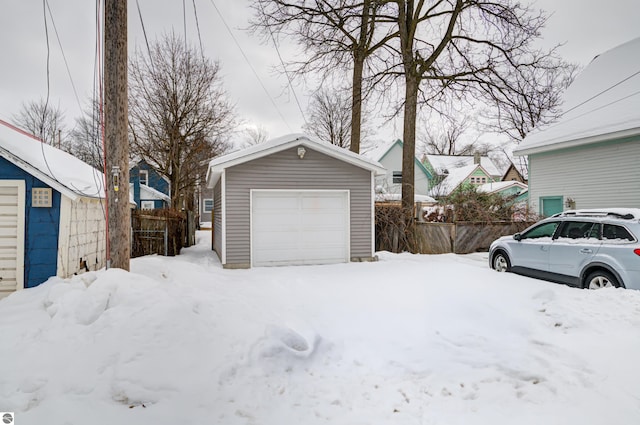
[
  {"left": 528, "top": 137, "right": 640, "bottom": 213},
  {"left": 224, "top": 146, "right": 372, "bottom": 265},
  {"left": 213, "top": 180, "right": 222, "bottom": 259}
]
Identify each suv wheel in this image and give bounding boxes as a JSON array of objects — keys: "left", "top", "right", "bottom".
[
  {"left": 585, "top": 270, "right": 620, "bottom": 289},
  {"left": 492, "top": 251, "right": 511, "bottom": 272}
]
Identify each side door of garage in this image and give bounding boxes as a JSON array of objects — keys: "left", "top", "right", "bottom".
[
  {"left": 0, "top": 180, "right": 25, "bottom": 295},
  {"left": 251, "top": 190, "right": 350, "bottom": 267}
]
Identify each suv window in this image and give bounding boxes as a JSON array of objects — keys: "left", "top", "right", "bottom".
[
  {"left": 602, "top": 224, "right": 635, "bottom": 241},
  {"left": 557, "top": 221, "right": 600, "bottom": 240},
  {"left": 522, "top": 221, "right": 560, "bottom": 239}
]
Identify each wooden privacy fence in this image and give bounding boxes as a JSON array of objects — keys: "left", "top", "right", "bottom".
[
  {"left": 412, "top": 221, "right": 534, "bottom": 254},
  {"left": 376, "top": 214, "right": 533, "bottom": 254},
  {"left": 131, "top": 210, "right": 196, "bottom": 258}
]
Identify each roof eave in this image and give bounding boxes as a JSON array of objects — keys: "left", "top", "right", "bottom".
[
  {"left": 208, "top": 136, "right": 386, "bottom": 180},
  {"left": 514, "top": 127, "right": 640, "bottom": 156}
]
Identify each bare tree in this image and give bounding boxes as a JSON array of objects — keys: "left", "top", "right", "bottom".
[
  {"left": 128, "top": 33, "right": 237, "bottom": 209},
  {"left": 419, "top": 112, "right": 477, "bottom": 155},
  {"left": 250, "top": 0, "right": 396, "bottom": 153},
  {"left": 383, "top": 0, "right": 572, "bottom": 218},
  {"left": 12, "top": 98, "right": 66, "bottom": 147},
  {"left": 241, "top": 124, "right": 269, "bottom": 148},
  {"left": 303, "top": 87, "right": 353, "bottom": 148},
  {"left": 67, "top": 100, "right": 103, "bottom": 170}
]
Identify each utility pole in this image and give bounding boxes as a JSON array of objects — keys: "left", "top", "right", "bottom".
[{"left": 104, "top": 0, "right": 130, "bottom": 270}]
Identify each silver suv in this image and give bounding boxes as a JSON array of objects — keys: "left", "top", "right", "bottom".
[{"left": 489, "top": 209, "right": 640, "bottom": 290}]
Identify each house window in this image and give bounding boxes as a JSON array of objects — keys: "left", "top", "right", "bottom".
[
  {"left": 141, "top": 200, "right": 155, "bottom": 210},
  {"left": 392, "top": 171, "right": 402, "bottom": 184},
  {"left": 203, "top": 198, "right": 214, "bottom": 213},
  {"left": 481, "top": 177, "right": 487, "bottom": 183},
  {"left": 139, "top": 170, "right": 149, "bottom": 186}
]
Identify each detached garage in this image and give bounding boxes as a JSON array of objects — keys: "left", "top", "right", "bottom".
[{"left": 206, "top": 134, "right": 386, "bottom": 268}]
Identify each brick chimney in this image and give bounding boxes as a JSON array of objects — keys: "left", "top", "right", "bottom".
[{"left": 473, "top": 152, "right": 481, "bottom": 164}]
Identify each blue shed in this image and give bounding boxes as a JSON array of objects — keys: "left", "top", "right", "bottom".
[
  {"left": 0, "top": 119, "right": 107, "bottom": 296},
  {"left": 129, "top": 159, "right": 171, "bottom": 209}
]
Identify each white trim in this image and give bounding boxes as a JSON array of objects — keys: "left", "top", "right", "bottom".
[
  {"left": 57, "top": 196, "right": 72, "bottom": 277},
  {"left": 250, "top": 189, "right": 350, "bottom": 267},
  {"left": 220, "top": 171, "right": 226, "bottom": 265},
  {"left": 371, "top": 171, "right": 375, "bottom": 256}
]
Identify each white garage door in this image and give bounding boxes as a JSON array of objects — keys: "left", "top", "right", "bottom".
[
  {"left": 251, "top": 190, "right": 349, "bottom": 266},
  {"left": 0, "top": 181, "right": 25, "bottom": 296}
]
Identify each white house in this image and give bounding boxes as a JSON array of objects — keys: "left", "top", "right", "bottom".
[{"left": 514, "top": 37, "right": 640, "bottom": 215}]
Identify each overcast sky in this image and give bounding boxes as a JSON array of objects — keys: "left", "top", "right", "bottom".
[{"left": 1, "top": 0, "right": 638, "bottom": 147}]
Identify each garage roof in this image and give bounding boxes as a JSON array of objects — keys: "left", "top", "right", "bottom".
[
  {"left": 206, "top": 133, "right": 386, "bottom": 187},
  {"left": 0, "top": 119, "right": 105, "bottom": 200}
]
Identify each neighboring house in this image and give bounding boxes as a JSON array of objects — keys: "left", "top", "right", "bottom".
[
  {"left": 206, "top": 133, "right": 386, "bottom": 268},
  {"left": 477, "top": 180, "right": 528, "bottom": 197},
  {"left": 129, "top": 159, "right": 170, "bottom": 209},
  {"left": 424, "top": 153, "right": 502, "bottom": 183},
  {"left": 0, "top": 119, "right": 106, "bottom": 295},
  {"left": 514, "top": 37, "right": 640, "bottom": 216},
  {"left": 198, "top": 186, "right": 214, "bottom": 226},
  {"left": 429, "top": 163, "right": 495, "bottom": 197},
  {"left": 501, "top": 162, "right": 528, "bottom": 184},
  {"left": 369, "top": 139, "right": 433, "bottom": 197}
]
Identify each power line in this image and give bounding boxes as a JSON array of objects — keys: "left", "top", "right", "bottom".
[
  {"left": 562, "top": 69, "right": 640, "bottom": 116},
  {"left": 207, "top": 0, "right": 292, "bottom": 131},
  {"left": 44, "top": 0, "right": 83, "bottom": 115},
  {"left": 192, "top": 0, "right": 206, "bottom": 58},
  {"left": 255, "top": 0, "right": 307, "bottom": 126}
]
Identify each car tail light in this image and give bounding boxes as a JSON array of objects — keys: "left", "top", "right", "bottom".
[{"left": 635, "top": 249, "right": 640, "bottom": 256}]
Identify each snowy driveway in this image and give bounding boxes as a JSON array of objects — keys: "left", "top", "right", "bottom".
[{"left": 1, "top": 232, "right": 639, "bottom": 425}]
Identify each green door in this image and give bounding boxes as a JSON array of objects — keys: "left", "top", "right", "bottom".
[{"left": 540, "top": 196, "right": 563, "bottom": 217}]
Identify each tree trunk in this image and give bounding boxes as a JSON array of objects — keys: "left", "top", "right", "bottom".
[
  {"left": 401, "top": 71, "right": 418, "bottom": 222},
  {"left": 350, "top": 54, "right": 364, "bottom": 154}
]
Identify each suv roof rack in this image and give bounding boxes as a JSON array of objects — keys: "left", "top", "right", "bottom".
[{"left": 556, "top": 209, "right": 639, "bottom": 220}]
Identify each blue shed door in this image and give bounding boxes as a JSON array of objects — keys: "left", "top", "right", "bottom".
[{"left": 0, "top": 181, "right": 25, "bottom": 296}]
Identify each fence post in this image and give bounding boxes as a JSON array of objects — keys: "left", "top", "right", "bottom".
[{"left": 164, "top": 219, "right": 168, "bottom": 257}]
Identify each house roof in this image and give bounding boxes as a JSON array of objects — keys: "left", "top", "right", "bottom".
[
  {"left": 130, "top": 182, "right": 171, "bottom": 202},
  {"left": 424, "top": 154, "right": 501, "bottom": 177},
  {"left": 515, "top": 37, "right": 640, "bottom": 156},
  {"left": 0, "top": 119, "right": 105, "bottom": 200},
  {"left": 477, "top": 180, "right": 528, "bottom": 194},
  {"left": 371, "top": 139, "right": 434, "bottom": 180},
  {"left": 429, "top": 163, "right": 484, "bottom": 197},
  {"left": 501, "top": 162, "right": 528, "bottom": 181},
  {"left": 206, "top": 133, "right": 386, "bottom": 188}
]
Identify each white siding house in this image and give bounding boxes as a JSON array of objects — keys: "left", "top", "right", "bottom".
[{"left": 514, "top": 37, "right": 640, "bottom": 216}]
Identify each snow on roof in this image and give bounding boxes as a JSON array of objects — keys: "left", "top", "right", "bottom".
[
  {"left": 375, "top": 193, "right": 437, "bottom": 204},
  {"left": 140, "top": 184, "right": 170, "bottom": 202},
  {"left": 477, "top": 180, "right": 527, "bottom": 194},
  {"left": 0, "top": 119, "right": 105, "bottom": 200},
  {"left": 207, "top": 133, "right": 386, "bottom": 187},
  {"left": 515, "top": 37, "right": 640, "bottom": 155},
  {"left": 429, "top": 163, "right": 479, "bottom": 197},
  {"left": 425, "top": 154, "right": 501, "bottom": 177}
]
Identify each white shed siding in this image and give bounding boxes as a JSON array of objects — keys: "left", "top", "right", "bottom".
[
  {"left": 57, "top": 197, "right": 106, "bottom": 276},
  {"left": 224, "top": 146, "right": 372, "bottom": 266},
  {"left": 0, "top": 180, "right": 25, "bottom": 296},
  {"left": 528, "top": 137, "right": 640, "bottom": 213},
  {"left": 377, "top": 144, "right": 430, "bottom": 195}
]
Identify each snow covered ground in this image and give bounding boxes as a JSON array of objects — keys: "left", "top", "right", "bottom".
[{"left": 1, "top": 231, "right": 640, "bottom": 425}]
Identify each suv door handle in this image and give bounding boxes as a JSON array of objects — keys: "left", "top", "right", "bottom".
[{"left": 579, "top": 248, "right": 593, "bottom": 254}]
